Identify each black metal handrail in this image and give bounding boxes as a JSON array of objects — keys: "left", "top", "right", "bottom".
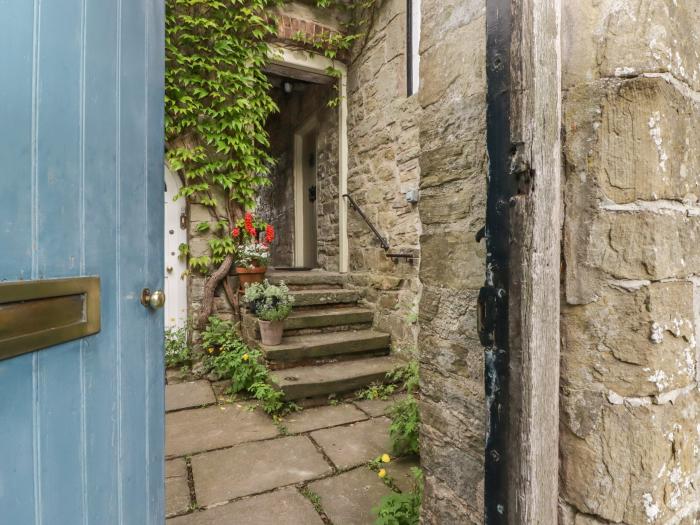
[
  {"left": 343, "top": 193, "right": 389, "bottom": 250},
  {"left": 342, "top": 193, "right": 416, "bottom": 261}
]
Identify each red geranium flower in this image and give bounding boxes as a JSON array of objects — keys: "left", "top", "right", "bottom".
[
  {"left": 232, "top": 227, "right": 240, "bottom": 238},
  {"left": 244, "top": 212, "right": 256, "bottom": 237},
  {"left": 265, "top": 224, "right": 275, "bottom": 243}
]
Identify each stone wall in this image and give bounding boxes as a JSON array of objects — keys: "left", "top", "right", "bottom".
[
  {"left": 186, "top": 200, "right": 235, "bottom": 340},
  {"left": 345, "top": 0, "right": 422, "bottom": 349},
  {"left": 416, "top": 0, "right": 487, "bottom": 523},
  {"left": 560, "top": 2, "right": 700, "bottom": 523}
]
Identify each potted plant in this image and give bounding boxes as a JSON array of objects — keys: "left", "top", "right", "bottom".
[
  {"left": 243, "top": 280, "right": 294, "bottom": 346},
  {"left": 233, "top": 212, "right": 275, "bottom": 290}
]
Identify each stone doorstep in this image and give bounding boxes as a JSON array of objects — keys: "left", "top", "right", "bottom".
[
  {"left": 290, "top": 288, "right": 361, "bottom": 307},
  {"left": 241, "top": 307, "right": 375, "bottom": 342},
  {"left": 271, "top": 355, "right": 404, "bottom": 400},
  {"left": 190, "top": 435, "right": 333, "bottom": 507},
  {"left": 284, "top": 306, "right": 374, "bottom": 330},
  {"left": 165, "top": 403, "right": 279, "bottom": 458},
  {"left": 261, "top": 329, "right": 391, "bottom": 363},
  {"left": 267, "top": 270, "right": 346, "bottom": 287},
  {"left": 166, "top": 487, "right": 324, "bottom": 525},
  {"left": 308, "top": 466, "right": 394, "bottom": 525},
  {"left": 166, "top": 380, "right": 216, "bottom": 412}
]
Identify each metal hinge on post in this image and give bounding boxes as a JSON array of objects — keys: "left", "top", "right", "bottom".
[{"left": 477, "top": 285, "right": 498, "bottom": 347}]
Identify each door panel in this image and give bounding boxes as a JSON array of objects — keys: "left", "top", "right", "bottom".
[
  {"left": 0, "top": 1, "right": 165, "bottom": 523},
  {"left": 303, "top": 131, "right": 319, "bottom": 268},
  {"left": 164, "top": 167, "right": 188, "bottom": 329}
]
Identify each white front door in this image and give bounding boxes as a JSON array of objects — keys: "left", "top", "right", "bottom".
[{"left": 164, "top": 165, "right": 188, "bottom": 329}]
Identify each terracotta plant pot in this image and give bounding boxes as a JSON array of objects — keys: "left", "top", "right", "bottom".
[
  {"left": 258, "top": 319, "right": 284, "bottom": 346},
  {"left": 236, "top": 266, "right": 267, "bottom": 291}
]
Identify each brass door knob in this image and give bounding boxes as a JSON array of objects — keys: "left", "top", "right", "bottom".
[
  {"left": 166, "top": 266, "right": 173, "bottom": 273},
  {"left": 141, "top": 288, "right": 166, "bottom": 309}
]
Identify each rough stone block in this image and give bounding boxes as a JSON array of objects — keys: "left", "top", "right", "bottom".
[
  {"left": 419, "top": 16, "right": 485, "bottom": 108},
  {"left": 563, "top": 0, "right": 700, "bottom": 91},
  {"left": 564, "top": 77, "right": 700, "bottom": 204},
  {"left": 562, "top": 282, "right": 697, "bottom": 399},
  {"left": 421, "top": 473, "right": 482, "bottom": 525},
  {"left": 419, "top": 180, "right": 486, "bottom": 226},
  {"left": 420, "top": 422, "right": 484, "bottom": 516},
  {"left": 566, "top": 209, "right": 700, "bottom": 297},
  {"left": 561, "top": 390, "right": 700, "bottom": 525},
  {"left": 419, "top": 231, "right": 484, "bottom": 290}
]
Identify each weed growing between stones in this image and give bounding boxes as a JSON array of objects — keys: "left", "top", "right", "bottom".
[
  {"left": 200, "top": 316, "right": 298, "bottom": 416},
  {"left": 372, "top": 467, "right": 423, "bottom": 525},
  {"left": 367, "top": 360, "right": 422, "bottom": 524},
  {"left": 165, "top": 324, "right": 192, "bottom": 370},
  {"left": 300, "top": 487, "right": 323, "bottom": 512}
]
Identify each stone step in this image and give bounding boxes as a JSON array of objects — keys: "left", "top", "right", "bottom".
[
  {"left": 271, "top": 355, "right": 403, "bottom": 400},
  {"left": 268, "top": 270, "right": 345, "bottom": 288},
  {"left": 290, "top": 288, "right": 361, "bottom": 307},
  {"left": 241, "top": 308, "right": 374, "bottom": 342},
  {"left": 261, "top": 329, "right": 391, "bottom": 363},
  {"left": 284, "top": 307, "right": 374, "bottom": 331}
]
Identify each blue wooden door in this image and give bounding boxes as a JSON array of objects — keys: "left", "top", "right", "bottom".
[{"left": 0, "top": 0, "right": 165, "bottom": 523}]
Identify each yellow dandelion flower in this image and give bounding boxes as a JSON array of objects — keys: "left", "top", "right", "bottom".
[
  {"left": 242, "top": 353, "right": 250, "bottom": 361},
  {"left": 207, "top": 348, "right": 214, "bottom": 354},
  {"left": 381, "top": 454, "right": 391, "bottom": 464},
  {"left": 378, "top": 469, "right": 387, "bottom": 479}
]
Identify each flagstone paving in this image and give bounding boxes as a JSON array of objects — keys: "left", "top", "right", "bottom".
[
  {"left": 165, "top": 374, "right": 418, "bottom": 524},
  {"left": 166, "top": 380, "right": 216, "bottom": 411}
]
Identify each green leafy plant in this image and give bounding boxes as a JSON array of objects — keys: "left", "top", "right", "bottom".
[
  {"left": 385, "top": 359, "right": 421, "bottom": 456},
  {"left": 388, "top": 396, "right": 420, "bottom": 456},
  {"left": 202, "top": 317, "right": 267, "bottom": 392},
  {"left": 165, "top": 325, "right": 191, "bottom": 369},
  {"left": 201, "top": 317, "right": 239, "bottom": 353},
  {"left": 358, "top": 382, "right": 397, "bottom": 401},
  {"left": 300, "top": 487, "right": 325, "bottom": 515},
  {"left": 212, "top": 347, "right": 268, "bottom": 394},
  {"left": 165, "top": 0, "right": 281, "bottom": 328},
  {"left": 244, "top": 280, "right": 295, "bottom": 321},
  {"left": 387, "top": 360, "right": 419, "bottom": 395},
  {"left": 250, "top": 381, "right": 286, "bottom": 415},
  {"left": 201, "top": 316, "right": 298, "bottom": 415},
  {"left": 373, "top": 467, "right": 423, "bottom": 525}
]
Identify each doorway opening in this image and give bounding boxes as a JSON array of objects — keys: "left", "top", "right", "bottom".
[
  {"left": 251, "top": 47, "right": 349, "bottom": 273},
  {"left": 257, "top": 67, "right": 340, "bottom": 272}
]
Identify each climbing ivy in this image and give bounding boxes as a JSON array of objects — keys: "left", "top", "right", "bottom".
[
  {"left": 166, "top": 0, "right": 280, "bottom": 212},
  {"left": 165, "top": 0, "right": 282, "bottom": 325},
  {"left": 165, "top": 0, "right": 383, "bottom": 325}
]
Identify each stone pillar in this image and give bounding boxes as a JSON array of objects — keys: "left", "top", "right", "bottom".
[
  {"left": 560, "top": 2, "right": 700, "bottom": 523},
  {"left": 345, "top": 0, "right": 423, "bottom": 350},
  {"left": 417, "top": 0, "right": 487, "bottom": 522}
]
